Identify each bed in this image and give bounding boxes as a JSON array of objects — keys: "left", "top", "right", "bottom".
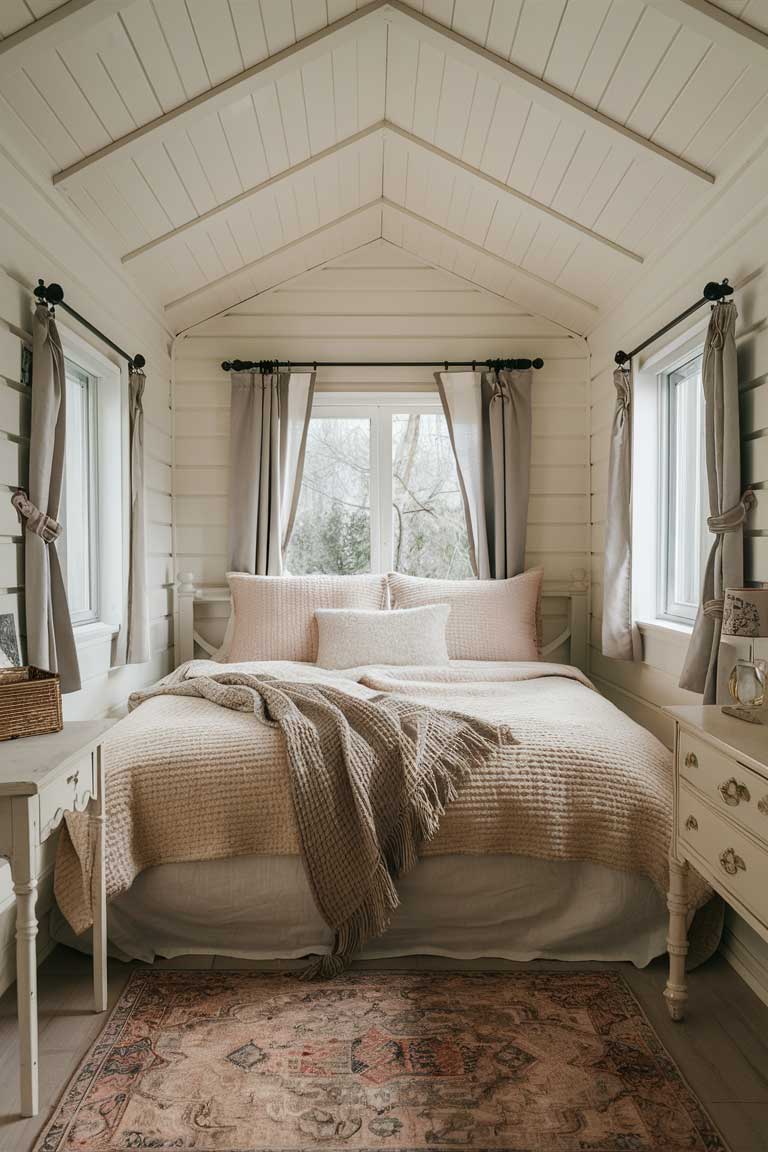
[{"left": 51, "top": 572, "right": 715, "bottom": 970}]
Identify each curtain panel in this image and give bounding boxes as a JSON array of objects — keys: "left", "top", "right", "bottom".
[
  {"left": 228, "top": 370, "right": 315, "bottom": 575},
  {"left": 680, "top": 301, "right": 753, "bottom": 702},
  {"left": 125, "top": 366, "right": 150, "bottom": 664},
  {"left": 601, "top": 367, "right": 639, "bottom": 662},
  {"left": 13, "top": 304, "right": 80, "bottom": 692},
  {"left": 437, "top": 367, "right": 532, "bottom": 579}
]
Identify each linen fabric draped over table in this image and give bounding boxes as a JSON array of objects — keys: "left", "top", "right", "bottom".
[
  {"left": 228, "top": 370, "right": 316, "bottom": 575},
  {"left": 437, "top": 367, "right": 532, "bottom": 578}
]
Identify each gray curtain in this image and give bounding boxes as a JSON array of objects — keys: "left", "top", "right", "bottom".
[
  {"left": 437, "top": 367, "right": 532, "bottom": 578},
  {"left": 228, "top": 370, "right": 315, "bottom": 575},
  {"left": 680, "top": 301, "right": 753, "bottom": 702},
  {"left": 602, "top": 367, "right": 639, "bottom": 661},
  {"left": 12, "top": 304, "right": 80, "bottom": 692},
  {"left": 126, "top": 366, "right": 150, "bottom": 664}
]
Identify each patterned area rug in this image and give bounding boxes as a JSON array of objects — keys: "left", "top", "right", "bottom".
[{"left": 36, "top": 969, "right": 727, "bottom": 1151}]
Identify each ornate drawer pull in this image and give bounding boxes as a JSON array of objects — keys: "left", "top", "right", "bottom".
[
  {"left": 66, "top": 770, "right": 80, "bottom": 787},
  {"left": 684, "top": 752, "right": 698, "bottom": 770},
  {"left": 719, "top": 848, "right": 746, "bottom": 876},
  {"left": 719, "top": 777, "right": 750, "bottom": 806},
  {"left": 758, "top": 795, "right": 768, "bottom": 816},
  {"left": 685, "top": 815, "right": 698, "bottom": 832}
]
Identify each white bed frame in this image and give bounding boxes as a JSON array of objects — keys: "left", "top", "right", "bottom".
[{"left": 177, "top": 571, "right": 589, "bottom": 671}]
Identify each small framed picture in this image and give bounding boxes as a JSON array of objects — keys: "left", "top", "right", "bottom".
[{"left": 0, "top": 604, "right": 22, "bottom": 668}]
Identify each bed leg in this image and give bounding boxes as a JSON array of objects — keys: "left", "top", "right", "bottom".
[{"left": 664, "top": 855, "right": 689, "bottom": 1022}]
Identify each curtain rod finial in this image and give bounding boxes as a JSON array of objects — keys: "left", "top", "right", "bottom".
[
  {"left": 532, "top": 358, "right": 544, "bottom": 370},
  {"left": 132, "top": 354, "right": 146, "bottom": 370},
  {"left": 615, "top": 351, "right": 629, "bottom": 366}
]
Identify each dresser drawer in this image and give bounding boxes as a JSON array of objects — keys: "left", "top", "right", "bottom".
[
  {"left": 38, "top": 753, "right": 96, "bottom": 841},
  {"left": 679, "top": 730, "right": 768, "bottom": 847},
  {"left": 678, "top": 784, "right": 768, "bottom": 928}
]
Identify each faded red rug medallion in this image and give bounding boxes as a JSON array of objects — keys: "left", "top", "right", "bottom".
[{"left": 36, "top": 969, "right": 727, "bottom": 1151}]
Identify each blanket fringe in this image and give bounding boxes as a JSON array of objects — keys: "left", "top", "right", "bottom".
[{"left": 301, "top": 714, "right": 511, "bottom": 980}]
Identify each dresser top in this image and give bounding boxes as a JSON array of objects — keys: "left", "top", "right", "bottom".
[
  {"left": 0, "top": 720, "right": 114, "bottom": 796},
  {"left": 666, "top": 705, "right": 768, "bottom": 774}
]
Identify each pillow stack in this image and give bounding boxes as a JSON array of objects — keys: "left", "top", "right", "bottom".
[{"left": 224, "top": 567, "right": 543, "bottom": 666}]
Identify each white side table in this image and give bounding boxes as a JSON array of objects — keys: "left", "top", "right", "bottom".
[
  {"left": 664, "top": 704, "right": 768, "bottom": 1021},
  {"left": 0, "top": 720, "right": 112, "bottom": 1117}
]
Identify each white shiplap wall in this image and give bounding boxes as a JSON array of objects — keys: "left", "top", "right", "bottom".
[
  {"left": 173, "top": 237, "right": 590, "bottom": 599},
  {"left": 587, "top": 155, "right": 768, "bottom": 1003},
  {"left": 0, "top": 142, "right": 174, "bottom": 996}
]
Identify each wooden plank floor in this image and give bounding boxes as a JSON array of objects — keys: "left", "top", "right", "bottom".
[{"left": 0, "top": 947, "right": 767, "bottom": 1151}]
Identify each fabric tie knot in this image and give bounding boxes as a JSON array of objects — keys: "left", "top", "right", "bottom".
[
  {"left": 703, "top": 599, "right": 724, "bottom": 620},
  {"left": 707, "top": 489, "right": 755, "bottom": 534},
  {"left": 11, "top": 489, "right": 62, "bottom": 542}
]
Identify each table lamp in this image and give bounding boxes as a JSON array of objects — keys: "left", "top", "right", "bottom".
[{"left": 721, "top": 587, "right": 768, "bottom": 723}]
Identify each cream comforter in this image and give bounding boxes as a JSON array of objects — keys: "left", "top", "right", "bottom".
[{"left": 55, "top": 659, "right": 710, "bottom": 935}]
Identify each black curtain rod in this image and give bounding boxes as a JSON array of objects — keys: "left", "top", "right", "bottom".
[
  {"left": 614, "top": 279, "right": 733, "bottom": 367},
  {"left": 222, "top": 357, "right": 545, "bottom": 372},
  {"left": 34, "top": 281, "right": 146, "bottom": 370}
]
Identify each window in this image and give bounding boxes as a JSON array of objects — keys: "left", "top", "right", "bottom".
[
  {"left": 658, "top": 352, "right": 711, "bottom": 624},
  {"left": 58, "top": 330, "right": 126, "bottom": 651},
  {"left": 63, "top": 358, "right": 99, "bottom": 623},
  {"left": 285, "top": 396, "right": 472, "bottom": 578}
]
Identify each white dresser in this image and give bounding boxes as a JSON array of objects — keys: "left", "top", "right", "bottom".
[
  {"left": 664, "top": 705, "right": 768, "bottom": 1021},
  {"left": 0, "top": 721, "right": 112, "bottom": 1117}
]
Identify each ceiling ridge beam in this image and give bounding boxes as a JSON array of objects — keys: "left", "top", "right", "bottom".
[
  {"left": 385, "top": 124, "right": 643, "bottom": 264},
  {"left": 645, "top": 0, "right": 768, "bottom": 68},
  {"left": 52, "top": 0, "right": 715, "bottom": 191},
  {"left": 53, "top": 0, "right": 388, "bottom": 188},
  {"left": 384, "top": 0, "right": 714, "bottom": 185},
  {"left": 0, "top": 0, "right": 132, "bottom": 69},
  {"left": 122, "top": 122, "right": 385, "bottom": 264},
  {"left": 123, "top": 120, "right": 643, "bottom": 269},
  {"left": 381, "top": 197, "right": 599, "bottom": 317},
  {"left": 165, "top": 200, "right": 383, "bottom": 314}
]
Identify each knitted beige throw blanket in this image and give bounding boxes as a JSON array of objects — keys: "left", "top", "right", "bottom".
[{"left": 59, "top": 671, "right": 513, "bottom": 976}]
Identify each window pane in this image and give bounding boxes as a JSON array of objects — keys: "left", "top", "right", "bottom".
[
  {"left": 666, "top": 354, "right": 708, "bottom": 620},
  {"left": 392, "top": 412, "right": 472, "bottom": 579},
  {"left": 64, "top": 361, "right": 94, "bottom": 619},
  {"left": 286, "top": 417, "right": 371, "bottom": 574}
]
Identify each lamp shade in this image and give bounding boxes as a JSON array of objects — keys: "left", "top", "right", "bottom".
[{"left": 722, "top": 588, "right": 768, "bottom": 639}]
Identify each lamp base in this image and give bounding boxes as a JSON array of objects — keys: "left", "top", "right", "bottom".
[{"left": 721, "top": 704, "right": 766, "bottom": 724}]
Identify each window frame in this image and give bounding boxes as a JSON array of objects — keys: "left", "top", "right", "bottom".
[
  {"left": 62, "top": 356, "right": 100, "bottom": 625},
  {"left": 631, "top": 324, "right": 708, "bottom": 641},
  {"left": 58, "top": 326, "right": 127, "bottom": 652},
  {"left": 656, "top": 349, "right": 708, "bottom": 626},
  {"left": 296, "top": 391, "right": 457, "bottom": 576}
]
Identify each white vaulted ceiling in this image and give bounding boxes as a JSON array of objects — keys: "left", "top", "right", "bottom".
[{"left": 1, "top": 0, "right": 767, "bottom": 333}]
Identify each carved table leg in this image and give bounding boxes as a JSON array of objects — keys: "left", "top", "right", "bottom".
[
  {"left": 664, "top": 855, "right": 689, "bottom": 1022},
  {"left": 92, "top": 746, "right": 108, "bottom": 1013},
  {"left": 12, "top": 796, "right": 39, "bottom": 1117}
]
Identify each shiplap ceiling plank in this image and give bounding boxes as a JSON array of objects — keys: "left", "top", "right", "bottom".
[
  {"left": 51, "top": 0, "right": 716, "bottom": 190},
  {"left": 647, "top": 0, "right": 768, "bottom": 66},
  {"left": 0, "top": 0, "right": 130, "bottom": 66}
]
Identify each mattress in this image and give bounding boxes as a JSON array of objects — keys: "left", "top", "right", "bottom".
[{"left": 52, "top": 851, "right": 670, "bottom": 968}]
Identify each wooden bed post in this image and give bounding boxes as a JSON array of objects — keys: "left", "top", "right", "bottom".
[
  {"left": 177, "top": 573, "right": 197, "bottom": 665},
  {"left": 569, "top": 569, "right": 588, "bottom": 671}
]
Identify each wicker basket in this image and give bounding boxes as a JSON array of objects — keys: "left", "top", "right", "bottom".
[{"left": 0, "top": 666, "right": 63, "bottom": 741}]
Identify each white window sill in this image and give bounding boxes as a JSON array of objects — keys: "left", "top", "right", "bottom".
[
  {"left": 636, "top": 618, "right": 693, "bottom": 640},
  {"left": 73, "top": 621, "right": 119, "bottom": 649}
]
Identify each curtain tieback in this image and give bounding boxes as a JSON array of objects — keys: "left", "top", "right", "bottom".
[
  {"left": 703, "top": 599, "right": 724, "bottom": 620},
  {"left": 11, "top": 489, "right": 62, "bottom": 543},
  {"left": 707, "top": 489, "right": 755, "bottom": 534}
]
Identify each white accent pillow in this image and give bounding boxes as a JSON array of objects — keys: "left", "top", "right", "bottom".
[
  {"left": 315, "top": 604, "right": 451, "bottom": 669},
  {"left": 387, "top": 568, "right": 543, "bottom": 661},
  {"left": 227, "top": 573, "right": 388, "bottom": 663}
]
